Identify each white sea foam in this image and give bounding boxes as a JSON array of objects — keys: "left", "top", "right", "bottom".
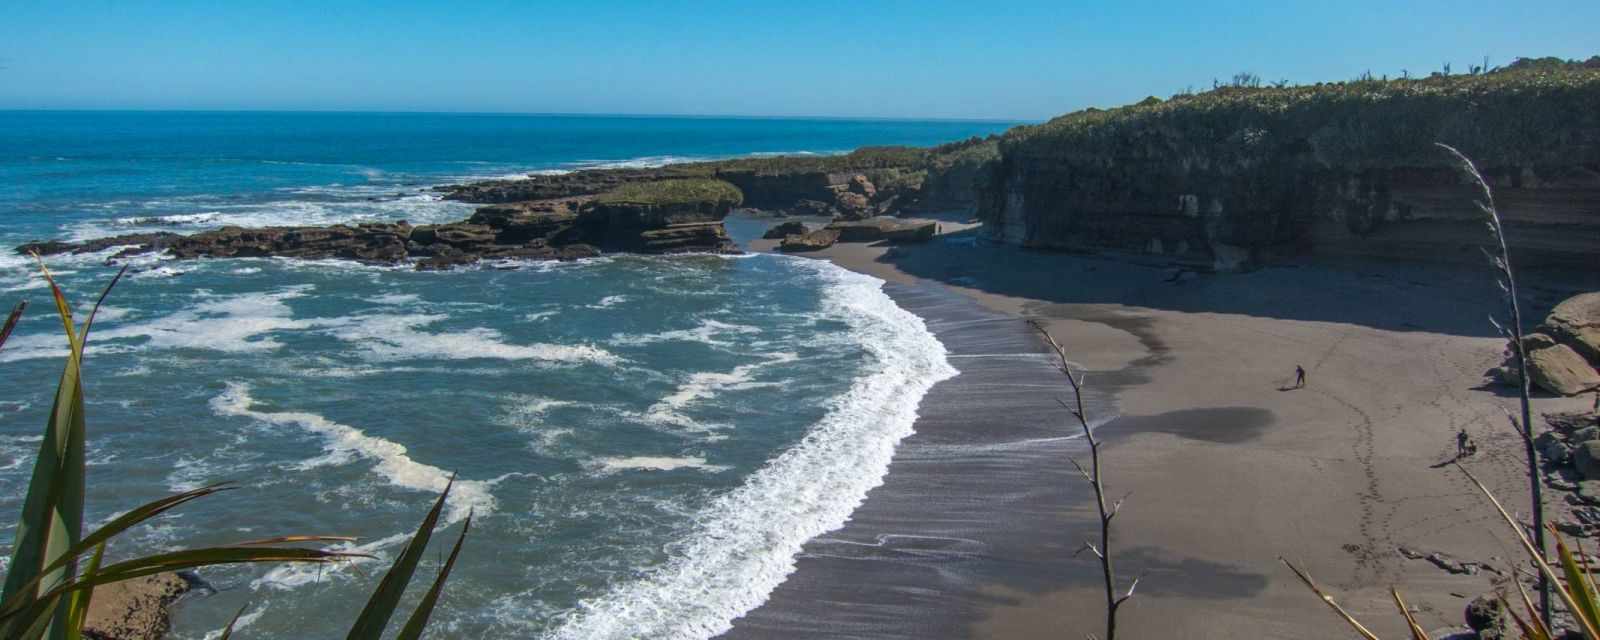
[
  {"left": 638, "top": 352, "right": 795, "bottom": 432},
  {"left": 493, "top": 394, "right": 576, "bottom": 455},
  {"left": 65, "top": 191, "right": 472, "bottom": 242},
  {"left": 523, "top": 310, "right": 559, "bottom": 322},
  {"left": 547, "top": 258, "right": 957, "bottom": 640},
  {"left": 609, "top": 318, "right": 760, "bottom": 348},
  {"left": 593, "top": 456, "right": 729, "bottom": 474},
  {"left": 113, "top": 212, "right": 223, "bottom": 227},
  {"left": 365, "top": 293, "right": 421, "bottom": 306},
  {"left": 328, "top": 313, "right": 620, "bottom": 366},
  {"left": 0, "top": 286, "right": 316, "bottom": 363},
  {"left": 252, "top": 529, "right": 418, "bottom": 591},
  {"left": 201, "top": 604, "right": 267, "bottom": 640},
  {"left": 210, "top": 382, "right": 494, "bottom": 524},
  {"left": 587, "top": 295, "right": 628, "bottom": 309},
  {"left": 0, "top": 435, "right": 43, "bottom": 472},
  {"left": 569, "top": 150, "right": 836, "bottom": 171}
]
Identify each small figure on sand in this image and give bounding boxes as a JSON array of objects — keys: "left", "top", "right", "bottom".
[
  {"left": 1456, "top": 429, "right": 1472, "bottom": 458},
  {"left": 1294, "top": 365, "right": 1307, "bottom": 389}
]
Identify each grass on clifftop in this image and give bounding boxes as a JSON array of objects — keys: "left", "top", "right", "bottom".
[
  {"left": 1003, "top": 56, "right": 1600, "bottom": 167},
  {"left": 592, "top": 178, "right": 744, "bottom": 207}
]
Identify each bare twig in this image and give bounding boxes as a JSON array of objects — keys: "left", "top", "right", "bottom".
[
  {"left": 1031, "top": 319, "right": 1130, "bottom": 639},
  {"left": 1436, "top": 142, "right": 1546, "bottom": 624}
]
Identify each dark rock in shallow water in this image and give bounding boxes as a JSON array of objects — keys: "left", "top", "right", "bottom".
[
  {"left": 18, "top": 232, "right": 182, "bottom": 257},
  {"left": 18, "top": 191, "right": 724, "bottom": 269}
]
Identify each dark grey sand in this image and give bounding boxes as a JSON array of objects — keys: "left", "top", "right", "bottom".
[
  {"left": 723, "top": 281, "right": 1104, "bottom": 639},
  {"left": 731, "top": 216, "right": 1600, "bottom": 638}
]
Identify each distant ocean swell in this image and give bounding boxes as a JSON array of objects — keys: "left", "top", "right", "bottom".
[{"left": 542, "top": 258, "right": 958, "bottom": 639}]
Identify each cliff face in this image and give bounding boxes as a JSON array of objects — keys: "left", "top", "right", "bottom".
[{"left": 979, "top": 62, "right": 1600, "bottom": 270}]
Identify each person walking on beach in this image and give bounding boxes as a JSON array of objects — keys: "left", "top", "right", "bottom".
[
  {"left": 1294, "top": 365, "right": 1307, "bottom": 389},
  {"left": 1456, "top": 429, "right": 1472, "bottom": 458}
]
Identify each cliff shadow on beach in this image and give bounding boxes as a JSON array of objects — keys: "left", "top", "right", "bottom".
[{"left": 870, "top": 226, "right": 1597, "bottom": 339}]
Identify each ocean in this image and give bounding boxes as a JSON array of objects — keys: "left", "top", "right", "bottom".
[{"left": 0, "top": 111, "right": 1010, "bottom": 638}]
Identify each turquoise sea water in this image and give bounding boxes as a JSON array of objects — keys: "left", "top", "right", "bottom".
[{"left": 0, "top": 112, "right": 1004, "bottom": 637}]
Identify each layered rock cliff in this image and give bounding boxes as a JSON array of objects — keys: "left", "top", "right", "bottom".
[{"left": 978, "top": 58, "right": 1600, "bottom": 270}]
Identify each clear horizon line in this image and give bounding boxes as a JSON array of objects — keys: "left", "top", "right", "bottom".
[{"left": 0, "top": 106, "right": 1032, "bottom": 125}]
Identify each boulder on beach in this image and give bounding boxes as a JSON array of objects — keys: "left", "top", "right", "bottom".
[
  {"left": 1464, "top": 595, "right": 1504, "bottom": 637},
  {"left": 1495, "top": 323, "right": 1600, "bottom": 396},
  {"left": 1546, "top": 292, "right": 1600, "bottom": 364},
  {"left": 1527, "top": 340, "right": 1600, "bottom": 395},
  {"left": 779, "top": 228, "right": 841, "bottom": 252},
  {"left": 1576, "top": 440, "right": 1600, "bottom": 480},
  {"left": 825, "top": 217, "right": 937, "bottom": 244},
  {"left": 882, "top": 220, "right": 936, "bottom": 244},
  {"left": 762, "top": 220, "right": 808, "bottom": 239}
]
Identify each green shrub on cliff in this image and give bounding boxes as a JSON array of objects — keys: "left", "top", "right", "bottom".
[{"left": 593, "top": 178, "right": 744, "bottom": 208}]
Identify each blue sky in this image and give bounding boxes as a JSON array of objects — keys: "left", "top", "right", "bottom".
[{"left": 2, "top": 1, "right": 1596, "bottom": 120}]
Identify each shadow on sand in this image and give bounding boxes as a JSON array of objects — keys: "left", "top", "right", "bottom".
[{"left": 873, "top": 227, "right": 1597, "bottom": 338}]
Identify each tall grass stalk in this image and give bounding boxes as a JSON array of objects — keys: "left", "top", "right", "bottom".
[{"left": 1436, "top": 142, "right": 1545, "bottom": 624}]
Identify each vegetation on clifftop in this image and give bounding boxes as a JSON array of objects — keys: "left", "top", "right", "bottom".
[
  {"left": 592, "top": 178, "right": 744, "bottom": 208},
  {"left": 1001, "top": 56, "right": 1600, "bottom": 168}
]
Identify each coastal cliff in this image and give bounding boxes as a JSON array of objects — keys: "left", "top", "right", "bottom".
[{"left": 978, "top": 58, "right": 1600, "bottom": 270}]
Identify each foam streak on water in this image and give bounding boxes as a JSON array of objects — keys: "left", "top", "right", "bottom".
[
  {"left": 209, "top": 382, "right": 496, "bottom": 524},
  {"left": 546, "top": 258, "right": 958, "bottom": 640}
]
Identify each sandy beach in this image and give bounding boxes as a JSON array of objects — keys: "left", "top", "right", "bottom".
[{"left": 736, "top": 215, "right": 1599, "bottom": 638}]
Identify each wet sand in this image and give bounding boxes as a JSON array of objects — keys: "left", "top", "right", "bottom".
[{"left": 731, "top": 216, "right": 1598, "bottom": 638}]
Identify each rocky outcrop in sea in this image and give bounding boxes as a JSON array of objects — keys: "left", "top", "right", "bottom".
[
  {"left": 19, "top": 145, "right": 981, "bottom": 267},
  {"left": 18, "top": 180, "right": 741, "bottom": 269}
]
